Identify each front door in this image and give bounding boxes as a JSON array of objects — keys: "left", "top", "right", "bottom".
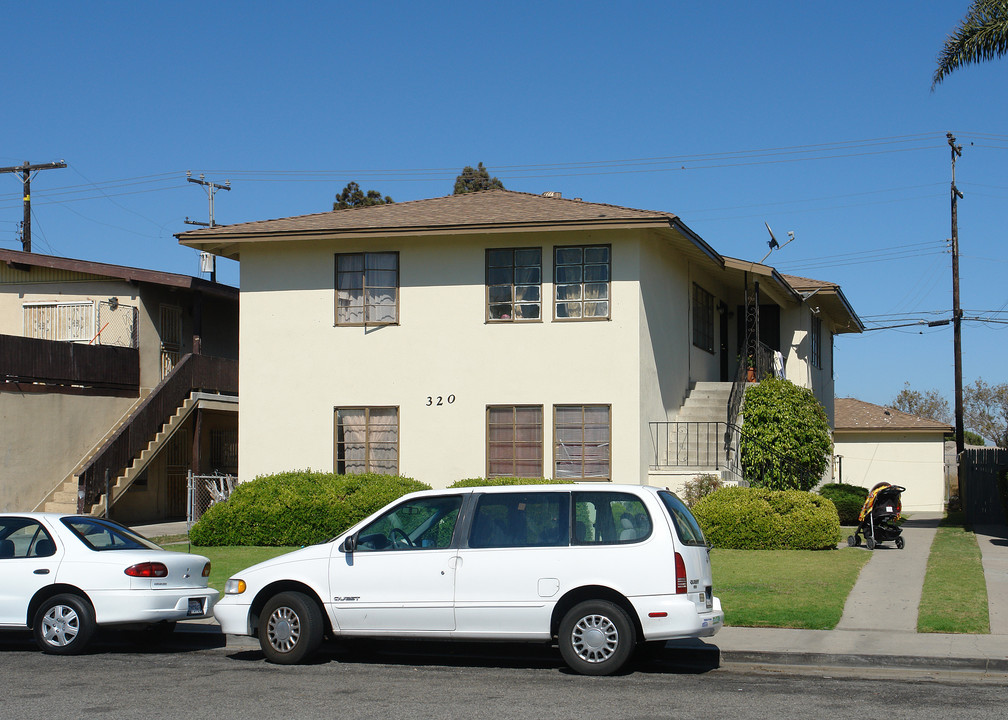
[{"left": 329, "top": 494, "right": 462, "bottom": 633}]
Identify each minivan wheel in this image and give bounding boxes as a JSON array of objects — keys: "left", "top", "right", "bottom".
[
  {"left": 559, "top": 600, "right": 636, "bottom": 675},
  {"left": 34, "top": 594, "right": 95, "bottom": 655},
  {"left": 259, "top": 592, "right": 323, "bottom": 664}
]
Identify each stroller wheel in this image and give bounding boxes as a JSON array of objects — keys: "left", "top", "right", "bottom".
[
  {"left": 895, "top": 536, "right": 905, "bottom": 550},
  {"left": 866, "top": 537, "right": 876, "bottom": 550}
]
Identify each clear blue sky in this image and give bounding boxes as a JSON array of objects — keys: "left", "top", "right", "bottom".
[{"left": 2, "top": 2, "right": 1005, "bottom": 409}]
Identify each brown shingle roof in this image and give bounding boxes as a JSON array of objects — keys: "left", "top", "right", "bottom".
[
  {"left": 178, "top": 189, "right": 683, "bottom": 239},
  {"left": 834, "top": 398, "right": 953, "bottom": 433},
  {"left": 0, "top": 248, "right": 237, "bottom": 300}
]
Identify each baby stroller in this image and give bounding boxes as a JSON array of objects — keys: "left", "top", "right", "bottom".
[{"left": 847, "top": 482, "right": 905, "bottom": 550}]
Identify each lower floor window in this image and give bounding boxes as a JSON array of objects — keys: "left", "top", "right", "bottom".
[
  {"left": 335, "top": 407, "right": 399, "bottom": 474},
  {"left": 487, "top": 405, "right": 544, "bottom": 478},
  {"left": 554, "top": 404, "right": 611, "bottom": 480}
]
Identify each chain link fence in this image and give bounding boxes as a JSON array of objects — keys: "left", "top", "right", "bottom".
[{"left": 187, "top": 471, "right": 237, "bottom": 528}]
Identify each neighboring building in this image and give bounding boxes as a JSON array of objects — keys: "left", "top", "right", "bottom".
[
  {"left": 0, "top": 248, "right": 238, "bottom": 522},
  {"left": 179, "top": 189, "right": 862, "bottom": 491},
  {"left": 833, "top": 398, "right": 953, "bottom": 512}
]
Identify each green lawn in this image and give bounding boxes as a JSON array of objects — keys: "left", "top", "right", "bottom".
[
  {"left": 166, "top": 544, "right": 298, "bottom": 594},
  {"left": 711, "top": 548, "right": 871, "bottom": 629},
  {"left": 917, "top": 513, "right": 990, "bottom": 634}
]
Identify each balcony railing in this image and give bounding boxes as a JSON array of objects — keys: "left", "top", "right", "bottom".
[
  {"left": 0, "top": 333, "right": 138, "bottom": 392},
  {"left": 78, "top": 353, "right": 237, "bottom": 512}
]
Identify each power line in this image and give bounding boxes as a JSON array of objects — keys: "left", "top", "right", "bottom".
[{"left": 0, "top": 160, "right": 67, "bottom": 252}]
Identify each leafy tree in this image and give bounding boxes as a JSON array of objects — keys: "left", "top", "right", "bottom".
[
  {"left": 964, "top": 429, "right": 986, "bottom": 446},
  {"left": 740, "top": 378, "right": 833, "bottom": 491},
  {"left": 333, "top": 182, "right": 394, "bottom": 210},
  {"left": 964, "top": 377, "right": 1008, "bottom": 446},
  {"left": 891, "top": 382, "right": 952, "bottom": 423},
  {"left": 453, "top": 162, "right": 505, "bottom": 195},
  {"left": 932, "top": 1, "right": 1008, "bottom": 89}
]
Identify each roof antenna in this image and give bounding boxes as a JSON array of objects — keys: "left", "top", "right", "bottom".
[{"left": 760, "top": 222, "right": 795, "bottom": 263}]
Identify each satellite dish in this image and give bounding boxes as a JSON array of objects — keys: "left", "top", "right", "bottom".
[{"left": 765, "top": 222, "right": 779, "bottom": 250}]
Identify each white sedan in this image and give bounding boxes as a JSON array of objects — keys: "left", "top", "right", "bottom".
[{"left": 0, "top": 513, "right": 219, "bottom": 654}]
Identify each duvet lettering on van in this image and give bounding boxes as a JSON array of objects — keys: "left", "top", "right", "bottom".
[{"left": 334, "top": 596, "right": 360, "bottom": 602}]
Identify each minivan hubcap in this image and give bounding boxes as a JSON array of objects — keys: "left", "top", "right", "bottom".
[
  {"left": 267, "top": 607, "right": 300, "bottom": 652},
  {"left": 571, "top": 614, "right": 618, "bottom": 663}
]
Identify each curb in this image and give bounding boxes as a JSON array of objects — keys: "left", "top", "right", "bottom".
[{"left": 718, "top": 649, "right": 1008, "bottom": 674}]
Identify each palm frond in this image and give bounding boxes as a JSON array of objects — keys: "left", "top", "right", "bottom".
[{"left": 932, "top": 0, "right": 1008, "bottom": 90}]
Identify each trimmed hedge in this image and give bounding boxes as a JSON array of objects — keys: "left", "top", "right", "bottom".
[
  {"left": 818, "top": 483, "right": 869, "bottom": 525},
  {"left": 189, "top": 471, "right": 430, "bottom": 546},
  {"left": 691, "top": 486, "right": 841, "bottom": 550}
]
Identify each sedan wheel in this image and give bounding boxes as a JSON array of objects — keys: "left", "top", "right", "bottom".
[
  {"left": 259, "top": 592, "right": 323, "bottom": 664},
  {"left": 34, "top": 594, "right": 95, "bottom": 655},
  {"left": 559, "top": 600, "right": 636, "bottom": 676}
]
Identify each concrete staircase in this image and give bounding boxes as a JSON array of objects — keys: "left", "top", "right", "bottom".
[
  {"left": 665, "top": 381, "right": 734, "bottom": 472},
  {"left": 38, "top": 394, "right": 149, "bottom": 514},
  {"left": 672, "top": 381, "right": 734, "bottom": 424},
  {"left": 83, "top": 393, "right": 201, "bottom": 516}
]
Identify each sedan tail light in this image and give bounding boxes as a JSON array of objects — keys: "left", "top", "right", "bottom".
[
  {"left": 125, "top": 562, "right": 169, "bottom": 578},
  {"left": 674, "top": 552, "right": 687, "bottom": 594}
]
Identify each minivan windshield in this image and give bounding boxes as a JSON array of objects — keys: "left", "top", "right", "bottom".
[{"left": 658, "top": 491, "right": 707, "bottom": 547}]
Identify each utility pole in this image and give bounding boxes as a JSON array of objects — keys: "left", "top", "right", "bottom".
[
  {"left": 0, "top": 160, "right": 67, "bottom": 252},
  {"left": 948, "top": 132, "right": 965, "bottom": 455},
  {"left": 184, "top": 171, "right": 230, "bottom": 282}
]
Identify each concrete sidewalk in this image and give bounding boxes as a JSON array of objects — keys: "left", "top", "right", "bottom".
[{"left": 673, "top": 514, "right": 1008, "bottom": 675}]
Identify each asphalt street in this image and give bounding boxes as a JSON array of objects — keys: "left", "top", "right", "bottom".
[{"left": 1, "top": 632, "right": 1006, "bottom": 720}]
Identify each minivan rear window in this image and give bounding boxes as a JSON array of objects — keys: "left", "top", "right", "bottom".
[
  {"left": 573, "top": 492, "right": 652, "bottom": 545},
  {"left": 658, "top": 491, "right": 707, "bottom": 547}
]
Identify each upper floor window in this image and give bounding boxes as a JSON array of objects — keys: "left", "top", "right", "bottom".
[
  {"left": 486, "top": 248, "right": 541, "bottom": 321},
  {"left": 692, "top": 284, "right": 714, "bottom": 353},
  {"left": 23, "top": 301, "right": 95, "bottom": 343},
  {"left": 336, "top": 252, "right": 398, "bottom": 326},
  {"left": 554, "top": 245, "right": 610, "bottom": 320},
  {"left": 811, "top": 316, "right": 822, "bottom": 369},
  {"left": 487, "top": 405, "right": 544, "bottom": 478},
  {"left": 554, "top": 404, "right": 611, "bottom": 481},
  {"left": 335, "top": 407, "right": 399, "bottom": 474}
]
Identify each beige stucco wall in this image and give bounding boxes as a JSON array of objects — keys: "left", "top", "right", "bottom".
[
  {"left": 833, "top": 431, "right": 947, "bottom": 512},
  {"left": 0, "top": 391, "right": 136, "bottom": 511},
  {"left": 238, "top": 231, "right": 673, "bottom": 488}
]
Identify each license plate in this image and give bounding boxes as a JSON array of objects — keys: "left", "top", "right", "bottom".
[{"left": 187, "top": 598, "right": 205, "bottom": 616}]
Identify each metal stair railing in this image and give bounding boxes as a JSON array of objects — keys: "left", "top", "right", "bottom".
[{"left": 77, "top": 353, "right": 237, "bottom": 512}]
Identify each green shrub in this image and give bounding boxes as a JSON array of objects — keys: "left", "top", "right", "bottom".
[
  {"left": 741, "top": 378, "right": 833, "bottom": 491},
  {"left": 692, "top": 486, "right": 840, "bottom": 550},
  {"left": 681, "top": 473, "right": 722, "bottom": 507},
  {"left": 448, "top": 477, "right": 569, "bottom": 488},
  {"left": 189, "top": 471, "right": 430, "bottom": 546},
  {"left": 818, "top": 483, "right": 869, "bottom": 525}
]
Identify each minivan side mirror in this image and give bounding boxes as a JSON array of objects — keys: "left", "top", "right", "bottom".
[{"left": 341, "top": 534, "right": 357, "bottom": 554}]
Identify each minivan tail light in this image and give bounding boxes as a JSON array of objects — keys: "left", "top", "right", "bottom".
[
  {"left": 202, "top": 562, "right": 211, "bottom": 578},
  {"left": 674, "top": 552, "right": 687, "bottom": 594},
  {"left": 125, "top": 562, "right": 168, "bottom": 578}
]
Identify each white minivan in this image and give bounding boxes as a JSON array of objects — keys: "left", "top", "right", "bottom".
[{"left": 214, "top": 484, "right": 722, "bottom": 675}]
